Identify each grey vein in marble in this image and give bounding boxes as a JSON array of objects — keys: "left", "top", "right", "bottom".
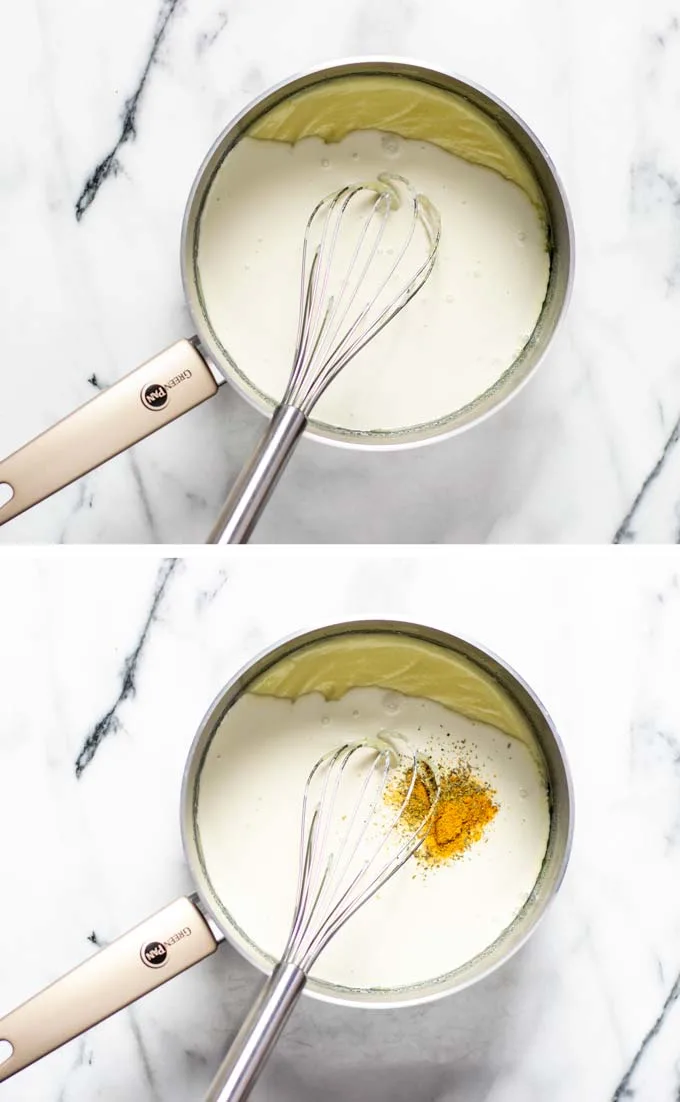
[
  {"left": 648, "top": 16, "right": 680, "bottom": 59},
  {"left": 54, "top": 1039, "right": 90, "bottom": 1102},
  {"left": 57, "top": 481, "right": 95, "bottom": 546},
  {"left": 74, "top": 558, "right": 179, "bottom": 776},
  {"left": 74, "top": 0, "right": 184, "bottom": 221},
  {"left": 611, "top": 968, "right": 680, "bottom": 1100},
  {"left": 194, "top": 568, "right": 229, "bottom": 610},
  {"left": 195, "top": 8, "right": 230, "bottom": 56},
  {"left": 630, "top": 159, "right": 680, "bottom": 293},
  {"left": 129, "top": 450, "right": 160, "bottom": 542},
  {"left": 127, "top": 1007, "right": 160, "bottom": 1099},
  {"left": 613, "top": 409, "right": 680, "bottom": 543}
]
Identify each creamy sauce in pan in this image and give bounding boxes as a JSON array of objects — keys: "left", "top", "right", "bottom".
[
  {"left": 196, "top": 685, "right": 550, "bottom": 991},
  {"left": 196, "top": 127, "right": 550, "bottom": 435}
]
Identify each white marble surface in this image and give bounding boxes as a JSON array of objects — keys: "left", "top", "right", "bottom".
[
  {"left": 2, "top": 0, "right": 680, "bottom": 543},
  {"left": 1, "top": 549, "right": 680, "bottom": 1099}
]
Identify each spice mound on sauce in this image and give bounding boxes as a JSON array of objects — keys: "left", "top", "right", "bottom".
[{"left": 389, "top": 763, "right": 498, "bottom": 865}]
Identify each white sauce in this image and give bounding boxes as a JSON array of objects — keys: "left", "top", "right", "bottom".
[
  {"left": 197, "top": 131, "right": 550, "bottom": 434},
  {"left": 196, "top": 687, "right": 550, "bottom": 992}
]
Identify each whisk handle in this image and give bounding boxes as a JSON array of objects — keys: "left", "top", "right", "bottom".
[
  {"left": 207, "top": 405, "right": 306, "bottom": 544},
  {"left": 204, "top": 962, "right": 306, "bottom": 1102}
]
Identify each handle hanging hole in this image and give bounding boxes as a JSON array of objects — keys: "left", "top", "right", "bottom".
[
  {"left": 0, "top": 1040, "right": 13, "bottom": 1066},
  {"left": 0, "top": 484, "right": 14, "bottom": 510}
]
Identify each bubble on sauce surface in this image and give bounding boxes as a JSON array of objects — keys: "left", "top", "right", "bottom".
[
  {"left": 380, "top": 134, "right": 400, "bottom": 156},
  {"left": 382, "top": 691, "right": 402, "bottom": 715}
]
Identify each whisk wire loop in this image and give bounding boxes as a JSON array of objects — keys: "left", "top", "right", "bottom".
[
  {"left": 283, "top": 173, "right": 441, "bottom": 417},
  {"left": 283, "top": 741, "right": 384, "bottom": 964},
  {"left": 307, "top": 191, "right": 392, "bottom": 374},
  {"left": 282, "top": 737, "right": 439, "bottom": 972}
]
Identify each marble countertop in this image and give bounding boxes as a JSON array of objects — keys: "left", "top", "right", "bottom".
[
  {"left": 2, "top": 0, "right": 680, "bottom": 543},
  {"left": 1, "top": 549, "right": 680, "bottom": 1100}
]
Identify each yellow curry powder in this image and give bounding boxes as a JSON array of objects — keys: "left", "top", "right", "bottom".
[{"left": 389, "top": 765, "right": 498, "bottom": 865}]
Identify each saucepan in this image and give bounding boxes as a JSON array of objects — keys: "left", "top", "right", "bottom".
[
  {"left": 0, "top": 619, "right": 573, "bottom": 1097},
  {"left": 0, "top": 58, "right": 573, "bottom": 542}
]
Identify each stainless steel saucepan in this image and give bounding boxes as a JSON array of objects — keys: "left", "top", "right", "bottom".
[
  {"left": 0, "top": 58, "right": 573, "bottom": 540},
  {"left": 0, "top": 619, "right": 573, "bottom": 1095}
]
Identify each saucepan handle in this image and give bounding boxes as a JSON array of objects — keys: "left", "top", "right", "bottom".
[
  {"left": 0, "top": 896, "right": 219, "bottom": 1082},
  {"left": 0, "top": 339, "right": 218, "bottom": 527}
]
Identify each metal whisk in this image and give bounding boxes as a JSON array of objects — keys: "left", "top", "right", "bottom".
[
  {"left": 204, "top": 736, "right": 439, "bottom": 1102},
  {"left": 207, "top": 174, "right": 441, "bottom": 544}
]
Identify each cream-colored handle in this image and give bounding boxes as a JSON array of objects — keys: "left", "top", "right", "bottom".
[
  {"left": 0, "top": 897, "right": 219, "bottom": 1082},
  {"left": 0, "top": 339, "right": 218, "bottom": 526}
]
